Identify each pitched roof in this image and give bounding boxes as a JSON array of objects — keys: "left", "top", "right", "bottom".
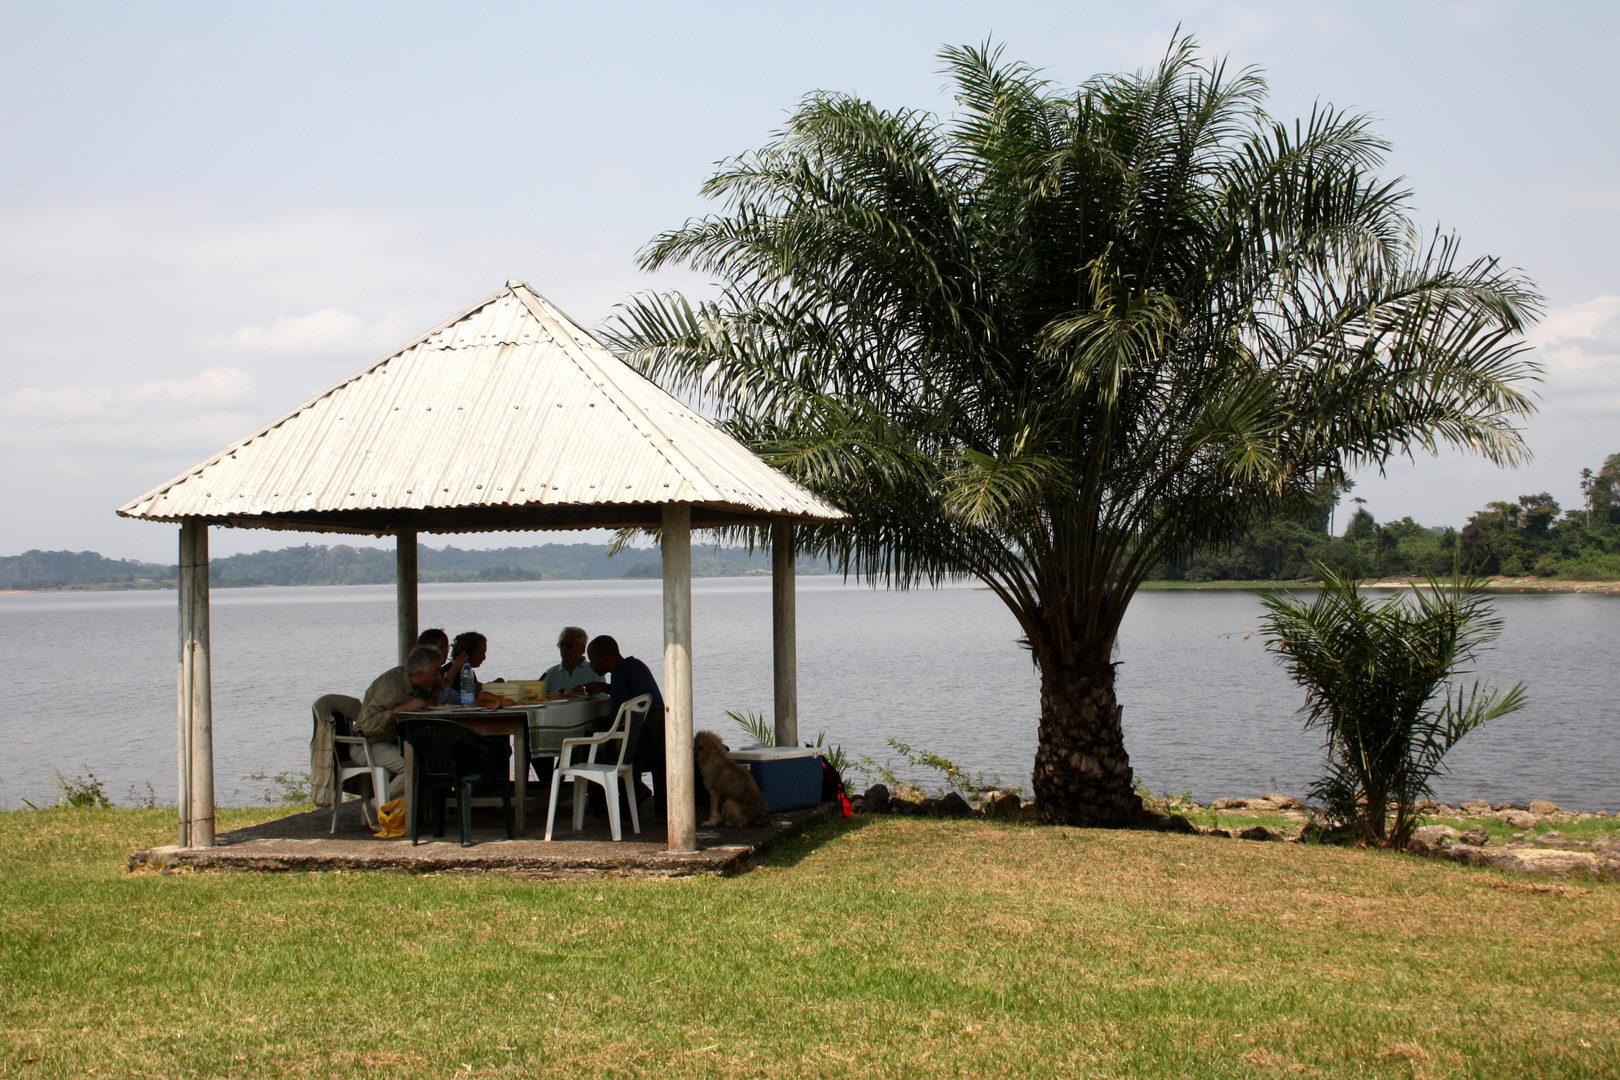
[{"left": 118, "top": 280, "right": 845, "bottom": 534}]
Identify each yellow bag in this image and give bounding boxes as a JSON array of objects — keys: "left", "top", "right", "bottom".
[{"left": 374, "top": 798, "right": 406, "bottom": 838}]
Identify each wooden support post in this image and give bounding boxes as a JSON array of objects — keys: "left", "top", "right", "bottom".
[
  {"left": 771, "top": 519, "right": 798, "bottom": 748},
  {"left": 176, "top": 519, "right": 214, "bottom": 849},
  {"left": 396, "top": 529, "right": 418, "bottom": 666},
  {"left": 662, "top": 503, "right": 696, "bottom": 853}
]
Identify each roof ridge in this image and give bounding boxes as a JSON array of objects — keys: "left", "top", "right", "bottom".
[{"left": 508, "top": 282, "right": 721, "bottom": 504}]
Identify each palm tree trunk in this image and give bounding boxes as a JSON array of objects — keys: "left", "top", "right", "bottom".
[{"left": 1032, "top": 641, "right": 1141, "bottom": 826}]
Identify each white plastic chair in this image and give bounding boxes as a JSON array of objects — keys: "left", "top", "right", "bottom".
[
  {"left": 331, "top": 712, "right": 394, "bottom": 834},
  {"left": 544, "top": 694, "right": 652, "bottom": 842}
]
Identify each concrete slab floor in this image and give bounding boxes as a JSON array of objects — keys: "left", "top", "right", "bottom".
[{"left": 130, "top": 798, "right": 840, "bottom": 878}]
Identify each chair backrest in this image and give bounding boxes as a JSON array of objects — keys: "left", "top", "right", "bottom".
[
  {"left": 311, "top": 693, "right": 363, "bottom": 807},
  {"left": 606, "top": 694, "right": 654, "bottom": 767},
  {"left": 396, "top": 718, "right": 491, "bottom": 780},
  {"left": 330, "top": 709, "right": 361, "bottom": 764}
]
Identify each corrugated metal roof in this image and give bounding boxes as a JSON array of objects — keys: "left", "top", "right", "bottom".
[{"left": 117, "top": 281, "right": 846, "bottom": 532}]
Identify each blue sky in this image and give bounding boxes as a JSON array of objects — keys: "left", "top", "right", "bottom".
[{"left": 3, "top": 1, "right": 1617, "bottom": 560}]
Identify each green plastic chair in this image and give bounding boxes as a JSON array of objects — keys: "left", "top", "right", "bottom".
[{"left": 396, "top": 717, "right": 513, "bottom": 847}]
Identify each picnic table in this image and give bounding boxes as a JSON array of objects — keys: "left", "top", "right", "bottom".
[{"left": 403, "top": 694, "right": 612, "bottom": 837}]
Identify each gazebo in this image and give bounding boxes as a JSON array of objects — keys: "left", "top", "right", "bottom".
[{"left": 118, "top": 280, "right": 845, "bottom": 853}]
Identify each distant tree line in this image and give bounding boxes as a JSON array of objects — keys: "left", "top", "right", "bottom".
[
  {"left": 0, "top": 541, "right": 832, "bottom": 590},
  {"left": 1154, "top": 453, "right": 1620, "bottom": 582},
  {"left": 0, "top": 550, "right": 174, "bottom": 590}
]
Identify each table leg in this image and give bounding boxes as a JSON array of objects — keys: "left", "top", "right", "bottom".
[
  {"left": 514, "top": 726, "right": 528, "bottom": 836},
  {"left": 403, "top": 742, "right": 417, "bottom": 841}
]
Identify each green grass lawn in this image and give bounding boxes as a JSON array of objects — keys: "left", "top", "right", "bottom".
[{"left": 4, "top": 807, "right": 1617, "bottom": 1079}]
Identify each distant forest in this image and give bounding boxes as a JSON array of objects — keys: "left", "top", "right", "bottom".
[
  {"left": 1153, "top": 452, "right": 1620, "bottom": 582},
  {"left": 0, "top": 542, "right": 832, "bottom": 591},
  {"left": 6, "top": 454, "right": 1618, "bottom": 590}
]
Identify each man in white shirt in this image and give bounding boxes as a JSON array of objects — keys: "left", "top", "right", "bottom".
[{"left": 541, "top": 625, "right": 599, "bottom": 695}]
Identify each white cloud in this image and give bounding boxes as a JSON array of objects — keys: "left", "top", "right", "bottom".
[
  {"left": 0, "top": 366, "right": 261, "bottom": 471},
  {"left": 1526, "top": 295, "right": 1620, "bottom": 392},
  {"left": 1, "top": 366, "right": 255, "bottom": 421},
  {"left": 1542, "top": 185, "right": 1620, "bottom": 214},
  {"left": 207, "top": 307, "right": 414, "bottom": 356},
  {"left": 1346, "top": 294, "right": 1620, "bottom": 527},
  {"left": 135, "top": 366, "right": 257, "bottom": 407}
]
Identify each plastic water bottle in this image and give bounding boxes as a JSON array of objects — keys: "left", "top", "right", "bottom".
[{"left": 459, "top": 662, "right": 476, "bottom": 706}]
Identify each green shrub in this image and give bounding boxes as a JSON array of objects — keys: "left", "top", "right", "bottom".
[
  {"left": 1554, "top": 552, "right": 1620, "bottom": 580},
  {"left": 1260, "top": 567, "right": 1525, "bottom": 847},
  {"left": 21, "top": 770, "right": 115, "bottom": 810},
  {"left": 243, "top": 770, "right": 312, "bottom": 805},
  {"left": 851, "top": 739, "right": 1017, "bottom": 807}
]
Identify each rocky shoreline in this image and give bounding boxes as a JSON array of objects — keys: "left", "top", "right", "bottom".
[{"left": 849, "top": 786, "right": 1620, "bottom": 880}]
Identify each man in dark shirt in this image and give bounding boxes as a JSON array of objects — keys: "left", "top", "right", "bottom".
[{"left": 585, "top": 635, "right": 666, "bottom": 810}]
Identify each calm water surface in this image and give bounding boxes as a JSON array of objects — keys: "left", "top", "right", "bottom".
[{"left": 1, "top": 579, "right": 1614, "bottom": 812}]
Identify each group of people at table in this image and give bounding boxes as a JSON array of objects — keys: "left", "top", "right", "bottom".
[{"left": 349, "top": 625, "right": 667, "bottom": 820}]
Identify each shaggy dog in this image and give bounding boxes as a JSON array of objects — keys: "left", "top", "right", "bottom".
[{"left": 694, "top": 731, "right": 771, "bottom": 827}]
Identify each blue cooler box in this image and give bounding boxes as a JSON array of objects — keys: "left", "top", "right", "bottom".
[{"left": 730, "top": 747, "right": 823, "bottom": 811}]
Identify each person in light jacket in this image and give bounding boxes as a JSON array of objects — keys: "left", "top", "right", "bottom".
[{"left": 354, "top": 645, "right": 442, "bottom": 798}]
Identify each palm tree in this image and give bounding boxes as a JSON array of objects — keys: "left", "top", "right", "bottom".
[
  {"left": 1259, "top": 566, "right": 1526, "bottom": 847},
  {"left": 605, "top": 40, "right": 1541, "bottom": 825}
]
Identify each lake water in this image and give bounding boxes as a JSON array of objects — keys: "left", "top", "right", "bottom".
[{"left": 1, "top": 579, "right": 1615, "bottom": 812}]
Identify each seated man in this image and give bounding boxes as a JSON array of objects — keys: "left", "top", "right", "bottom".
[
  {"left": 541, "top": 625, "right": 599, "bottom": 696},
  {"left": 584, "top": 635, "right": 667, "bottom": 809},
  {"left": 418, "top": 627, "right": 450, "bottom": 662},
  {"left": 354, "top": 645, "right": 442, "bottom": 799},
  {"left": 415, "top": 628, "right": 457, "bottom": 704}
]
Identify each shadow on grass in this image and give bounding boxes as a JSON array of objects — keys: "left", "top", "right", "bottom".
[{"left": 760, "top": 812, "right": 877, "bottom": 870}]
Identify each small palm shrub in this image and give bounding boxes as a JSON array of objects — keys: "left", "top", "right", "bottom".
[
  {"left": 724, "top": 709, "right": 851, "bottom": 773},
  {"left": 1260, "top": 566, "right": 1525, "bottom": 847}
]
